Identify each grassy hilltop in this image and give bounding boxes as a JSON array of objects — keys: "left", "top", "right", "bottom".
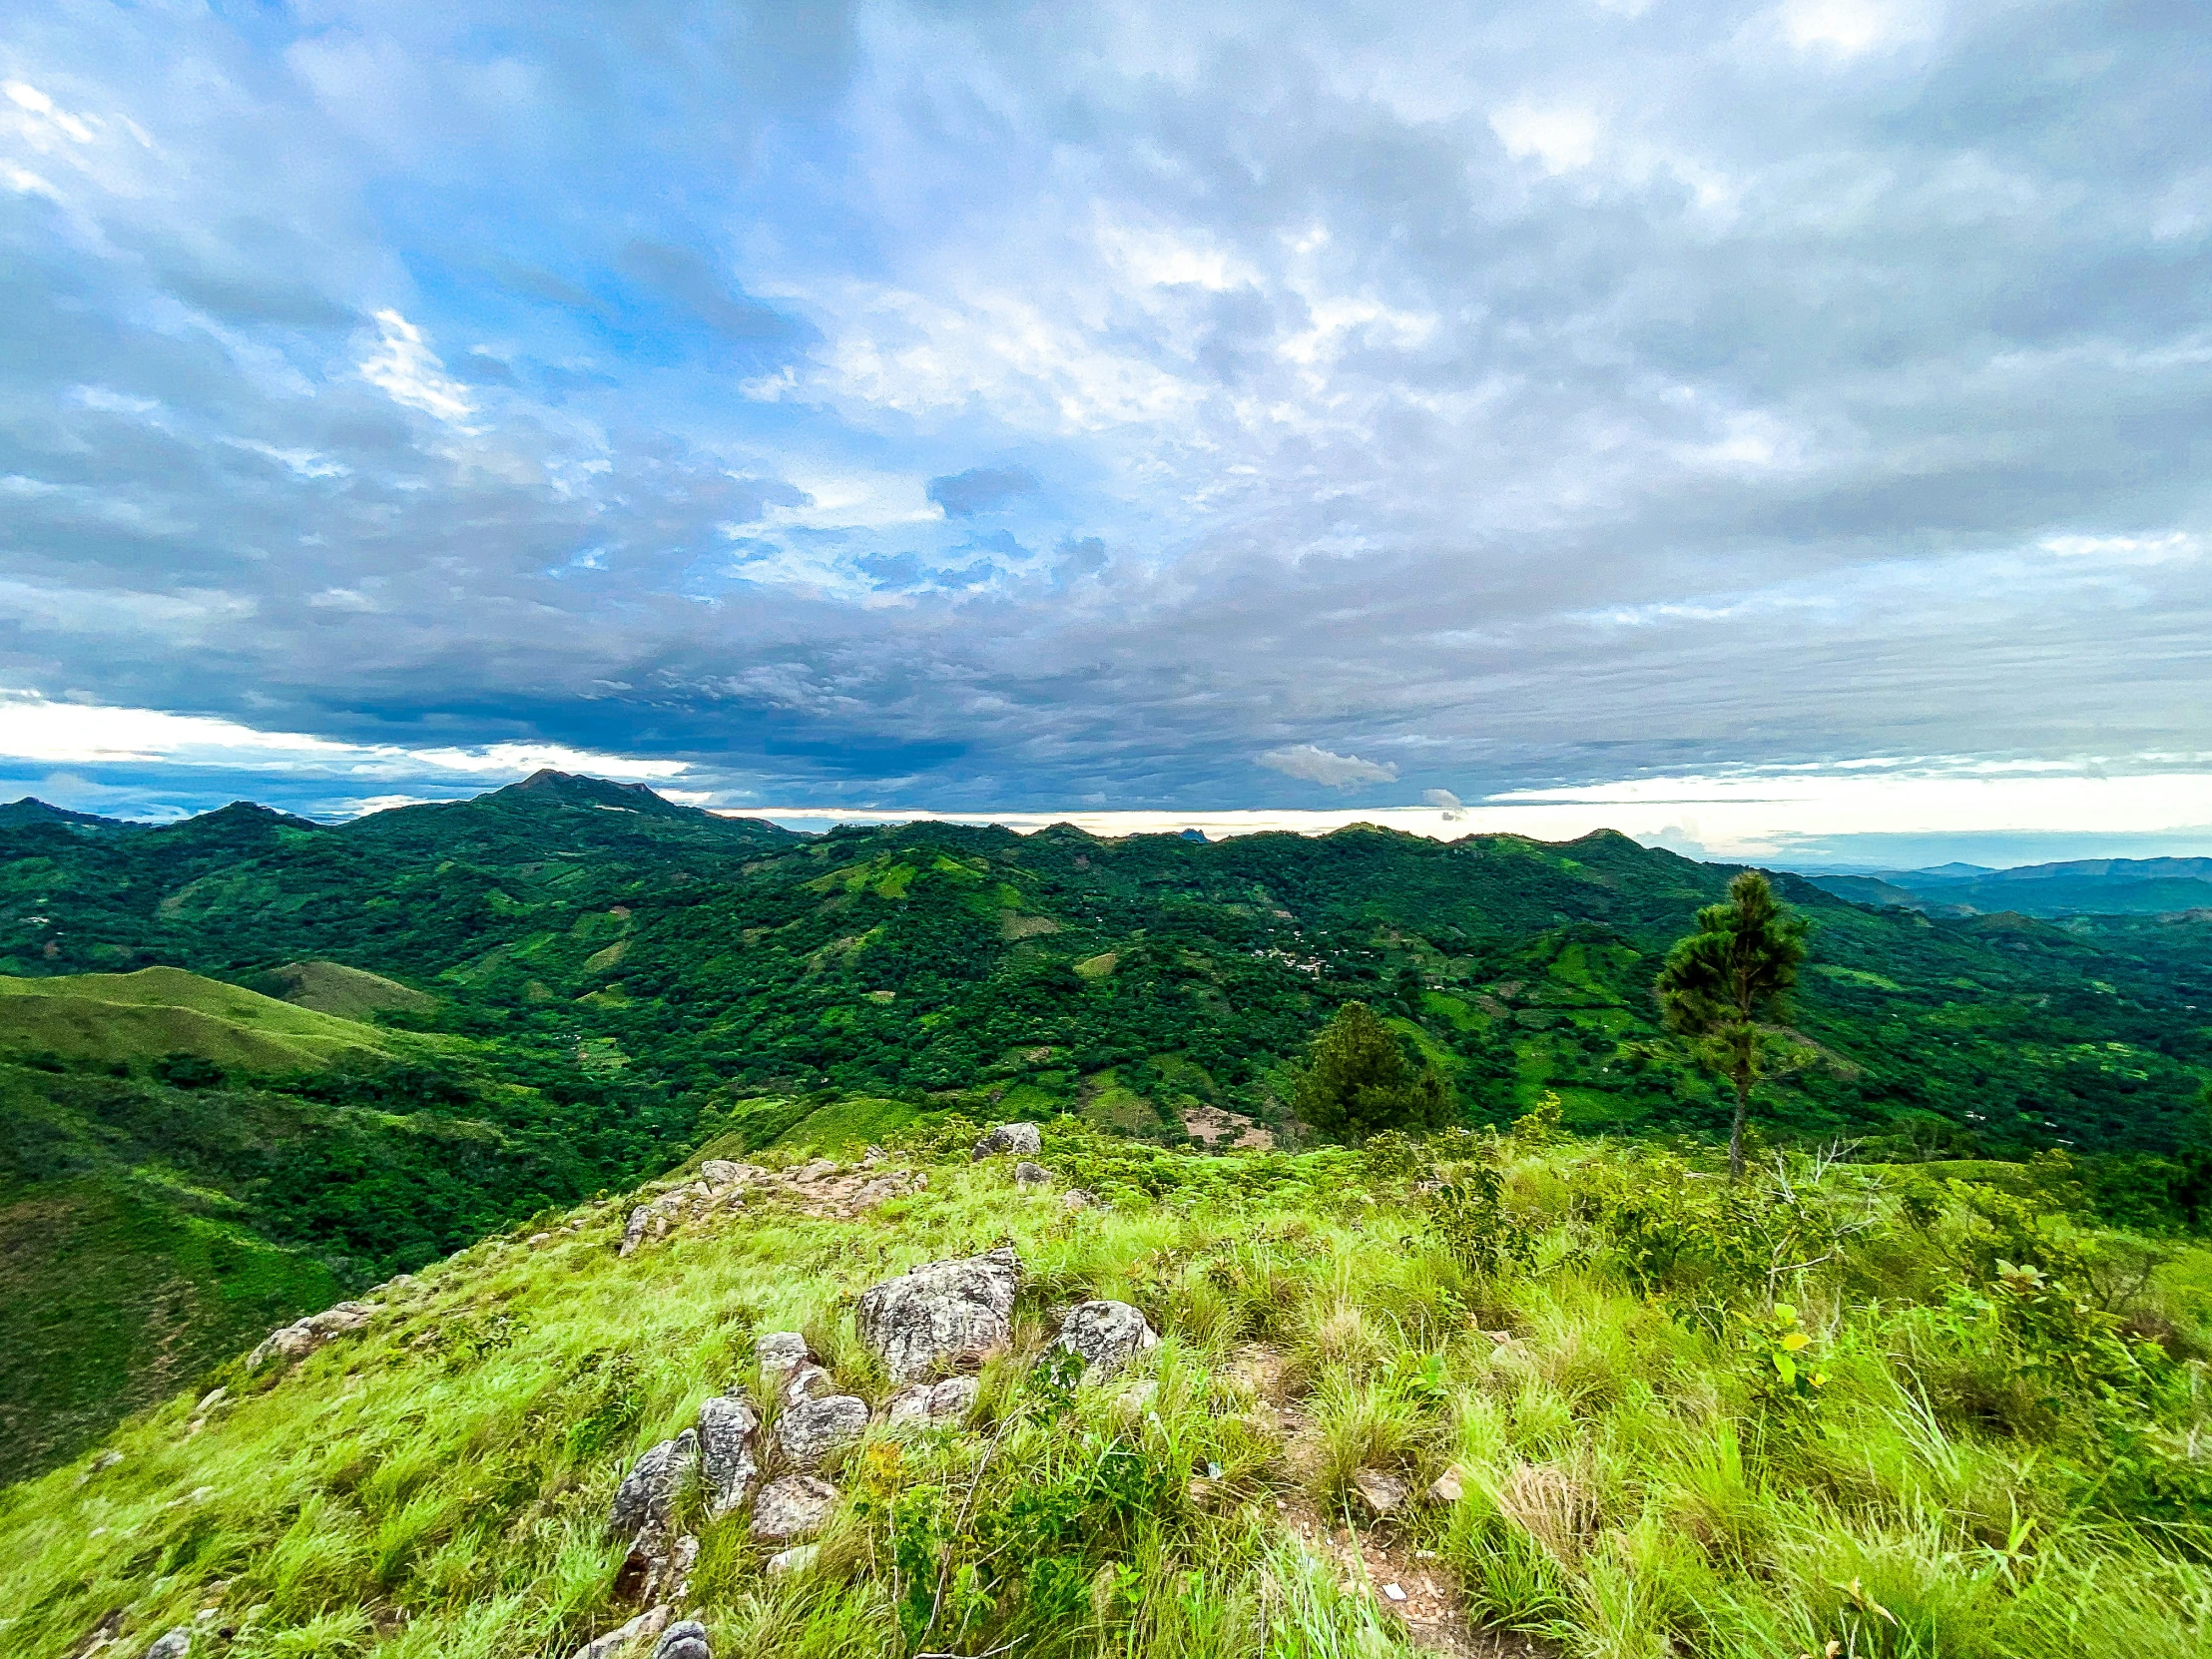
[
  {"left": 2, "top": 773, "right": 2208, "bottom": 1497},
  {"left": 3, "top": 1121, "right": 2207, "bottom": 1659}
]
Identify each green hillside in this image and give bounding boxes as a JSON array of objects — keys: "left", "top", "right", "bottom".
[
  {"left": 2, "top": 777, "right": 2209, "bottom": 1486},
  {"left": 0, "top": 967, "right": 398, "bottom": 1073},
  {"left": 3, "top": 1124, "right": 2207, "bottom": 1659}
]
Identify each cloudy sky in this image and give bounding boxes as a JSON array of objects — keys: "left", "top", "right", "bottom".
[{"left": 3, "top": 0, "right": 2208, "bottom": 864}]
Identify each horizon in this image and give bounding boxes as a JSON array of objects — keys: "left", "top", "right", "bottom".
[
  {"left": 13, "top": 771, "right": 2212, "bottom": 878},
  {"left": 5, "top": 4, "right": 2209, "bottom": 872}
]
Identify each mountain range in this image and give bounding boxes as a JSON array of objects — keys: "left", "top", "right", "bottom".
[{"left": 3, "top": 771, "right": 2209, "bottom": 1479}]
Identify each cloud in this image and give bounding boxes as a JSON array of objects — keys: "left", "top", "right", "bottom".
[
  {"left": 926, "top": 465, "right": 1040, "bottom": 518},
  {"left": 1259, "top": 745, "right": 1400, "bottom": 788},
  {"left": 358, "top": 309, "right": 476, "bottom": 423},
  {"left": 0, "top": 0, "right": 2208, "bottom": 842},
  {"left": 1421, "top": 788, "right": 1466, "bottom": 821}
]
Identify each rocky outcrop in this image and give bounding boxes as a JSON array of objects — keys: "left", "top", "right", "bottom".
[
  {"left": 857, "top": 1246, "right": 1021, "bottom": 1382},
  {"left": 145, "top": 1633, "right": 191, "bottom": 1659},
  {"left": 247, "top": 1301, "right": 377, "bottom": 1371},
  {"left": 776, "top": 1393, "right": 868, "bottom": 1467},
  {"left": 569, "top": 1605, "right": 670, "bottom": 1659},
  {"left": 756, "top": 1332, "right": 834, "bottom": 1403},
  {"left": 750, "top": 1474, "right": 838, "bottom": 1540},
  {"left": 695, "top": 1395, "right": 760, "bottom": 1516},
  {"left": 882, "top": 1375, "right": 979, "bottom": 1430},
  {"left": 1013, "top": 1161, "right": 1051, "bottom": 1187},
  {"left": 972, "top": 1121, "right": 1042, "bottom": 1160},
  {"left": 652, "top": 1619, "right": 712, "bottom": 1659},
  {"left": 1052, "top": 1301, "right": 1157, "bottom": 1381},
  {"left": 617, "top": 1161, "right": 921, "bottom": 1257},
  {"left": 609, "top": 1431, "right": 697, "bottom": 1539}
]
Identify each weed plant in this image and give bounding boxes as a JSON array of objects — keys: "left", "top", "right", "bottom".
[{"left": 3, "top": 1122, "right": 2208, "bottom": 1659}]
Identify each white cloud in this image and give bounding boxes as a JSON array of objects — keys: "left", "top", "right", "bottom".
[
  {"left": 1490, "top": 104, "right": 1600, "bottom": 175},
  {"left": 1258, "top": 744, "right": 1400, "bottom": 787},
  {"left": 1778, "top": 0, "right": 1926, "bottom": 59},
  {"left": 2038, "top": 531, "right": 2201, "bottom": 566},
  {"left": 358, "top": 308, "right": 477, "bottom": 424},
  {"left": 0, "top": 690, "right": 689, "bottom": 783}
]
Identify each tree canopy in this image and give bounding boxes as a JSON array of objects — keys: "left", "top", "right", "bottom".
[
  {"left": 1294, "top": 999, "right": 1453, "bottom": 1143},
  {"left": 1654, "top": 869, "right": 1810, "bottom": 1178}
]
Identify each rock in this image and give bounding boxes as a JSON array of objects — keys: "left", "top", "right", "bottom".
[
  {"left": 145, "top": 1632, "right": 192, "bottom": 1659},
  {"left": 695, "top": 1395, "right": 760, "bottom": 1515},
  {"left": 882, "top": 1375, "right": 979, "bottom": 1430},
  {"left": 856, "top": 1246, "right": 1021, "bottom": 1382},
  {"left": 701, "top": 1159, "right": 759, "bottom": 1187},
  {"left": 795, "top": 1159, "right": 838, "bottom": 1182},
  {"left": 1351, "top": 1468, "right": 1407, "bottom": 1516},
  {"left": 1382, "top": 1582, "right": 1407, "bottom": 1603},
  {"left": 777, "top": 1393, "right": 869, "bottom": 1466},
  {"left": 609, "top": 1430, "right": 698, "bottom": 1538},
  {"left": 765, "top": 1543, "right": 820, "bottom": 1577},
  {"left": 750, "top": 1474, "right": 838, "bottom": 1540},
  {"left": 192, "top": 1386, "right": 227, "bottom": 1417},
  {"left": 1062, "top": 1189, "right": 1095, "bottom": 1211},
  {"left": 619, "top": 1206, "right": 653, "bottom": 1257},
  {"left": 651, "top": 1618, "right": 711, "bottom": 1659},
  {"left": 756, "top": 1332, "right": 813, "bottom": 1386},
  {"left": 971, "top": 1121, "right": 1042, "bottom": 1160},
  {"left": 569, "top": 1605, "right": 671, "bottom": 1659},
  {"left": 1052, "top": 1301, "right": 1158, "bottom": 1381},
  {"left": 1427, "top": 1467, "right": 1464, "bottom": 1503},
  {"left": 617, "top": 1530, "right": 697, "bottom": 1609},
  {"left": 1013, "top": 1161, "right": 1051, "bottom": 1187},
  {"left": 527, "top": 1231, "right": 554, "bottom": 1247},
  {"left": 782, "top": 1362, "right": 834, "bottom": 1404},
  {"left": 247, "top": 1301, "right": 377, "bottom": 1370}
]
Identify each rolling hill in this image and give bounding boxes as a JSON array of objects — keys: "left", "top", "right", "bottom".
[{"left": 2, "top": 775, "right": 2208, "bottom": 1481}]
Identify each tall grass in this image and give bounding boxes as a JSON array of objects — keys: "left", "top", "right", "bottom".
[{"left": 2, "top": 1128, "right": 2206, "bottom": 1659}]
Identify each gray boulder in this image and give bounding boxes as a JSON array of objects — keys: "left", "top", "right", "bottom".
[
  {"left": 619, "top": 1206, "right": 653, "bottom": 1258},
  {"left": 750, "top": 1474, "right": 838, "bottom": 1540},
  {"left": 972, "top": 1121, "right": 1042, "bottom": 1160},
  {"left": 652, "top": 1620, "right": 712, "bottom": 1659},
  {"left": 883, "top": 1375, "right": 980, "bottom": 1430},
  {"left": 1013, "top": 1161, "right": 1052, "bottom": 1187},
  {"left": 609, "top": 1430, "right": 698, "bottom": 1538},
  {"left": 145, "top": 1633, "right": 192, "bottom": 1659},
  {"left": 856, "top": 1246, "right": 1021, "bottom": 1382},
  {"left": 777, "top": 1394, "right": 869, "bottom": 1467},
  {"left": 569, "top": 1606, "right": 670, "bottom": 1659},
  {"left": 765, "top": 1543, "right": 820, "bottom": 1576},
  {"left": 247, "top": 1301, "right": 376, "bottom": 1370},
  {"left": 695, "top": 1395, "right": 760, "bottom": 1516},
  {"left": 755, "top": 1332, "right": 813, "bottom": 1387},
  {"left": 1052, "top": 1301, "right": 1158, "bottom": 1381}
]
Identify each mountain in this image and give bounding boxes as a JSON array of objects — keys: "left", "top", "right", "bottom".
[
  {"left": 1807, "top": 855, "right": 2212, "bottom": 917},
  {"left": 2, "top": 1122, "right": 2207, "bottom": 1659},
  {"left": 0, "top": 799, "right": 134, "bottom": 834},
  {"left": 3, "top": 776, "right": 2210, "bottom": 1480}
]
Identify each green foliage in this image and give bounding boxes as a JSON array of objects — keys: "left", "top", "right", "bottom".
[
  {"left": 1293, "top": 1001, "right": 1452, "bottom": 1144},
  {"left": 1654, "top": 871, "right": 1812, "bottom": 1177}
]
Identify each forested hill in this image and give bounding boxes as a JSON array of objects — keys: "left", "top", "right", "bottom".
[
  {"left": 4, "top": 772, "right": 2205, "bottom": 1163},
  {"left": 3, "top": 773, "right": 2210, "bottom": 1478}
]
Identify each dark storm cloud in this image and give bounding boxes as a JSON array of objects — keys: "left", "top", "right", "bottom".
[{"left": 0, "top": 0, "right": 2208, "bottom": 827}]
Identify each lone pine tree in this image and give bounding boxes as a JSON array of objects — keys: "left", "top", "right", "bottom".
[{"left": 1653, "top": 869, "right": 1811, "bottom": 1180}]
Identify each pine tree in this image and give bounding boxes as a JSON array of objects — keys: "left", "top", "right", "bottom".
[
  {"left": 1653, "top": 870, "right": 1810, "bottom": 1180},
  {"left": 1295, "top": 1000, "right": 1453, "bottom": 1143}
]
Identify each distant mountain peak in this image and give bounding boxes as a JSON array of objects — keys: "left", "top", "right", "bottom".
[
  {"left": 496, "top": 769, "right": 694, "bottom": 816},
  {"left": 0, "top": 797, "right": 132, "bottom": 832}
]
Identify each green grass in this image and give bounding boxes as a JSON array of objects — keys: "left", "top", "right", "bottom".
[
  {"left": 0, "top": 967, "right": 395, "bottom": 1074},
  {"left": 248, "top": 961, "right": 436, "bottom": 1022},
  {"left": 5, "top": 1126, "right": 2205, "bottom": 1659}
]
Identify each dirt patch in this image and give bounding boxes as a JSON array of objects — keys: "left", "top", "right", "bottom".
[
  {"left": 1229, "top": 1346, "right": 1553, "bottom": 1659},
  {"left": 1272, "top": 1493, "right": 1553, "bottom": 1659},
  {"left": 1182, "top": 1104, "right": 1275, "bottom": 1150}
]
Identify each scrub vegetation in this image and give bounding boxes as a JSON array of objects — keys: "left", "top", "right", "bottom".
[{"left": 4, "top": 1118, "right": 2208, "bottom": 1659}]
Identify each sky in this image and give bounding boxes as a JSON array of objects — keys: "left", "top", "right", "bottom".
[{"left": 2, "top": 0, "right": 2209, "bottom": 867}]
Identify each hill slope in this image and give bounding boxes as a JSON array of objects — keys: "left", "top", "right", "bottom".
[{"left": 2, "top": 1125, "right": 2206, "bottom": 1659}]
